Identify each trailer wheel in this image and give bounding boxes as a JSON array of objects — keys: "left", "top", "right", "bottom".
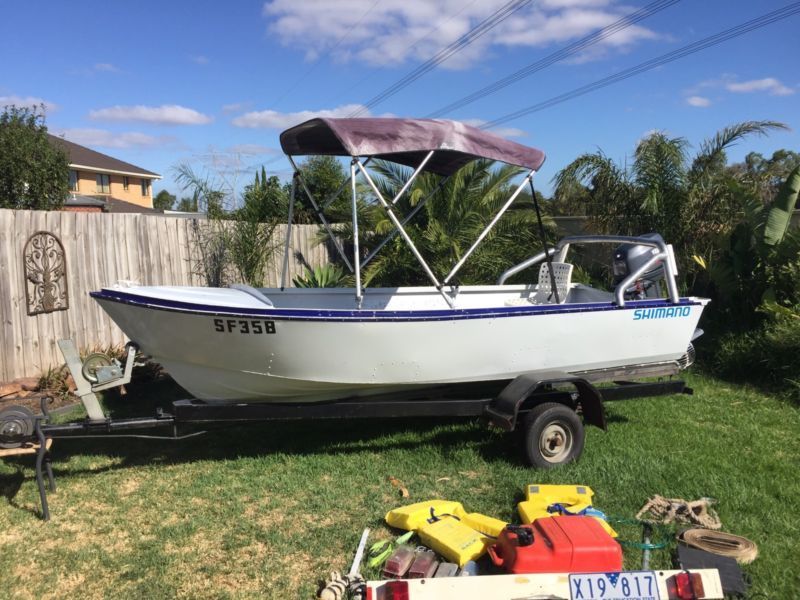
[
  {"left": 521, "top": 402, "right": 584, "bottom": 468},
  {"left": 0, "top": 405, "right": 35, "bottom": 449}
]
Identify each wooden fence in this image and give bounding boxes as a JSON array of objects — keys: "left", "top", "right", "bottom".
[
  {"left": 0, "top": 209, "right": 330, "bottom": 381},
  {"left": 2, "top": 208, "right": 798, "bottom": 382}
]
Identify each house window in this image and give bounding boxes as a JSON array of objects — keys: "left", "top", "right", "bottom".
[
  {"left": 141, "top": 179, "right": 150, "bottom": 196},
  {"left": 123, "top": 176, "right": 129, "bottom": 191},
  {"left": 96, "top": 174, "right": 110, "bottom": 194},
  {"left": 69, "top": 170, "right": 79, "bottom": 192}
]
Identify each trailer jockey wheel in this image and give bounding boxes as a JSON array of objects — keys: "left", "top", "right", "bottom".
[
  {"left": 0, "top": 405, "right": 35, "bottom": 449},
  {"left": 521, "top": 402, "right": 585, "bottom": 469}
]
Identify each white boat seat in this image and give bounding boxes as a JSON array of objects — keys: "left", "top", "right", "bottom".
[
  {"left": 230, "top": 283, "right": 274, "bottom": 307},
  {"left": 532, "top": 262, "right": 573, "bottom": 304}
]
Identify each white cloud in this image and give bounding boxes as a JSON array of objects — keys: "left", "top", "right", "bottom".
[
  {"left": 89, "top": 104, "right": 213, "bottom": 125},
  {"left": 232, "top": 104, "right": 369, "bottom": 129},
  {"left": 93, "top": 63, "right": 120, "bottom": 73},
  {"left": 227, "top": 143, "right": 277, "bottom": 155},
  {"left": 461, "top": 118, "right": 526, "bottom": 138},
  {"left": 70, "top": 63, "right": 122, "bottom": 76},
  {"left": 725, "top": 77, "right": 794, "bottom": 96},
  {"left": 0, "top": 95, "right": 58, "bottom": 112},
  {"left": 222, "top": 101, "right": 252, "bottom": 114},
  {"left": 686, "top": 96, "right": 711, "bottom": 108},
  {"left": 53, "top": 128, "right": 172, "bottom": 149},
  {"left": 683, "top": 75, "right": 795, "bottom": 106},
  {"left": 190, "top": 55, "right": 210, "bottom": 65},
  {"left": 262, "top": 0, "right": 659, "bottom": 68}
]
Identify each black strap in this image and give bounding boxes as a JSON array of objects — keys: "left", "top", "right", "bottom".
[{"left": 428, "top": 507, "right": 461, "bottom": 523}]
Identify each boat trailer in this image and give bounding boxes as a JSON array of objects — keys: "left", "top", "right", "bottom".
[{"left": 0, "top": 340, "right": 691, "bottom": 520}]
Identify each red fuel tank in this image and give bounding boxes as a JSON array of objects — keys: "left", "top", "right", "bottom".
[{"left": 487, "top": 516, "right": 622, "bottom": 574}]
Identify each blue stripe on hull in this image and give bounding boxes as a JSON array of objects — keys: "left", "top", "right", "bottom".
[{"left": 91, "top": 289, "right": 703, "bottom": 323}]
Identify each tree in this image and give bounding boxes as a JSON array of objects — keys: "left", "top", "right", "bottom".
[
  {"left": 288, "top": 155, "right": 351, "bottom": 223},
  {"left": 693, "top": 165, "right": 800, "bottom": 325},
  {"left": 175, "top": 196, "right": 198, "bottom": 212},
  {"left": 0, "top": 105, "right": 69, "bottom": 209},
  {"left": 240, "top": 166, "right": 289, "bottom": 222},
  {"left": 152, "top": 189, "right": 176, "bottom": 210},
  {"left": 552, "top": 120, "right": 787, "bottom": 283},
  {"left": 174, "top": 162, "right": 280, "bottom": 287},
  {"left": 727, "top": 149, "right": 800, "bottom": 204}
]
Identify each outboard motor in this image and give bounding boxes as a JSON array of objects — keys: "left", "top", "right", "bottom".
[{"left": 612, "top": 233, "right": 666, "bottom": 300}]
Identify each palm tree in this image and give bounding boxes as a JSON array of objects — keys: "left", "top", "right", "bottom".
[
  {"left": 552, "top": 120, "right": 787, "bottom": 284},
  {"left": 360, "top": 159, "right": 551, "bottom": 287}
]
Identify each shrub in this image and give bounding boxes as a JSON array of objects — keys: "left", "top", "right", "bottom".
[{"left": 709, "top": 309, "right": 800, "bottom": 403}]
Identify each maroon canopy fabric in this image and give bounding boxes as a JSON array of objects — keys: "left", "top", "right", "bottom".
[{"left": 280, "top": 118, "right": 546, "bottom": 176}]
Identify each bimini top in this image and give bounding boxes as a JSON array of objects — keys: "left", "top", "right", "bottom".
[{"left": 280, "top": 117, "right": 546, "bottom": 176}]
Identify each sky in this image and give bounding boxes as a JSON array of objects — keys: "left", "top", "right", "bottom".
[{"left": 1, "top": 0, "right": 798, "bottom": 198}]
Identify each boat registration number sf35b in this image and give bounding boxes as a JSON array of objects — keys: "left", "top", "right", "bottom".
[{"left": 213, "top": 318, "right": 276, "bottom": 334}]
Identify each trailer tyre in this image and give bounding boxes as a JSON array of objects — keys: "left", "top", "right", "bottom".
[{"left": 521, "top": 402, "right": 584, "bottom": 468}]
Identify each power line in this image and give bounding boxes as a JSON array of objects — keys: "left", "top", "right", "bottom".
[
  {"left": 269, "top": 0, "right": 381, "bottom": 108},
  {"left": 482, "top": 2, "right": 800, "bottom": 129},
  {"left": 426, "top": 0, "right": 681, "bottom": 118},
  {"left": 349, "top": 0, "right": 533, "bottom": 117},
  {"left": 327, "top": 0, "right": 481, "bottom": 106}
]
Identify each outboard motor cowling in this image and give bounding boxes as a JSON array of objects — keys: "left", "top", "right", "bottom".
[{"left": 612, "top": 233, "right": 666, "bottom": 300}]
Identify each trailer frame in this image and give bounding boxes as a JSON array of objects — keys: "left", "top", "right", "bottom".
[{"left": 0, "top": 340, "right": 691, "bottom": 520}]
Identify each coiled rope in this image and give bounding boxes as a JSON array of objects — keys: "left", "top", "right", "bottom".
[{"left": 679, "top": 528, "right": 759, "bottom": 564}]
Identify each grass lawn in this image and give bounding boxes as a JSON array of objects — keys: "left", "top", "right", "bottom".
[{"left": 1, "top": 372, "right": 798, "bottom": 599}]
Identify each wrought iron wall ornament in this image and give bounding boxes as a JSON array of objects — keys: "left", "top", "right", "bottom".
[{"left": 24, "top": 231, "right": 69, "bottom": 315}]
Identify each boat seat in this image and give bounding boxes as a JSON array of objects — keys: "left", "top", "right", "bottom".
[
  {"left": 230, "top": 283, "right": 274, "bottom": 307},
  {"left": 532, "top": 262, "right": 573, "bottom": 305}
]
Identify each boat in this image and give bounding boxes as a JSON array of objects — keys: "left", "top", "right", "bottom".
[{"left": 91, "top": 118, "right": 708, "bottom": 403}]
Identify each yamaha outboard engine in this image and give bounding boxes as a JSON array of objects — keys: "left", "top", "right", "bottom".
[{"left": 612, "top": 233, "right": 666, "bottom": 300}]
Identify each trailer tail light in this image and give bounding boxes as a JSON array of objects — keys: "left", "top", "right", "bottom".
[
  {"left": 381, "top": 580, "right": 410, "bottom": 600},
  {"left": 667, "top": 571, "right": 706, "bottom": 599}
]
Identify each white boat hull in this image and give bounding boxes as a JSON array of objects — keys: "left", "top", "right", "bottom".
[{"left": 92, "top": 285, "right": 708, "bottom": 403}]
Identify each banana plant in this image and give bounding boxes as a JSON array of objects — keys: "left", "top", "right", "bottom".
[
  {"left": 761, "top": 164, "right": 800, "bottom": 247},
  {"left": 692, "top": 166, "right": 800, "bottom": 327}
]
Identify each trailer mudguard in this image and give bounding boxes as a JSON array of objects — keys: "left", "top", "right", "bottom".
[{"left": 484, "top": 370, "right": 606, "bottom": 432}]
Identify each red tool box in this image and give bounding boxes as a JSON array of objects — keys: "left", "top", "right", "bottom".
[{"left": 487, "top": 516, "right": 622, "bottom": 574}]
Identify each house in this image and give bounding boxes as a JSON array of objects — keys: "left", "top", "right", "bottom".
[{"left": 48, "top": 135, "right": 161, "bottom": 211}]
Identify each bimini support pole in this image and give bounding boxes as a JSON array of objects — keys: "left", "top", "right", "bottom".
[
  {"left": 357, "top": 161, "right": 454, "bottom": 308},
  {"left": 443, "top": 170, "right": 535, "bottom": 286},
  {"left": 321, "top": 158, "right": 370, "bottom": 210},
  {"left": 391, "top": 150, "right": 434, "bottom": 205},
  {"left": 350, "top": 159, "right": 362, "bottom": 305},
  {"left": 360, "top": 172, "right": 452, "bottom": 270},
  {"left": 286, "top": 155, "right": 353, "bottom": 272},
  {"left": 280, "top": 173, "right": 297, "bottom": 290}
]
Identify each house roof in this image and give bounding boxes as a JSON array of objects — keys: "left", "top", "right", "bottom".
[
  {"left": 49, "top": 134, "right": 161, "bottom": 179},
  {"left": 64, "top": 194, "right": 107, "bottom": 207},
  {"left": 104, "top": 197, "right": 162, "bottom": 214},
  {"left": 65, "top": 194, "right": 162, "bottom": 214}
]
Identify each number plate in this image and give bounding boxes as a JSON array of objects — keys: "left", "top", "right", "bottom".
[{"left": 569, "top": 571, "right": 660, "bottom": 600}]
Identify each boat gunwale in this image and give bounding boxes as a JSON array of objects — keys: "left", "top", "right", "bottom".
[{"left": 90, "top": 288, "right": 707, "bottom": 322}]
